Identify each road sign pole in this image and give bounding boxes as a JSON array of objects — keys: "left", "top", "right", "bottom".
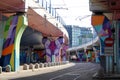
[
  {"left": 112, "top": 33, "right": 115, "bottom": 73},
  {"left": 104, "top": 37, "right": 114, "bottom": 73}
]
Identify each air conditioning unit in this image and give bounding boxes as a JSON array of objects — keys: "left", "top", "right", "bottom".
[{"left": 109, "top": 0, "right": 120, "bottom": 10}]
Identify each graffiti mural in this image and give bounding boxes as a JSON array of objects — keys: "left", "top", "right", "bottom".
[
  {"left": 42, "top": 37, "right": 65, "bottom": 62},
  {"left": 61, "top": 45, "right": 68, "bottom": 61},
  {"left": 42, "top": 37, "right": 52, "bottom": 62},
  {"left": 54, "top": 37, "right": 63, "bottom": 62},
  {"left": 92, "top": 15, "right": 112, "bottom": 55},
  {"left": 0, "top": 20, "right": 6, "bottom": 58},
  {"left": 0, "top": 15, "right": 27, "bottom": 71}
]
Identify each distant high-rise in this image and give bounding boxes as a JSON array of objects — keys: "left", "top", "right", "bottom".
[{"left": 64, "top": 25, "right": 93, "bottom": 47}]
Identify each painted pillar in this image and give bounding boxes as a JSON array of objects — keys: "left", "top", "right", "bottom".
[
  {"left": 91, "top": 14, "right": 113, "bottom": 73},
  {"left": 75, "top": 50, "right": 78, "bottom": 61},
  {"left": 61, "top": 45, "right": 68, "bottom": 61},
  {"left": 54, "top": 37, "right": 63, "bottom": 62},
  {"left": 0, "top": 16, "right": 5, "bottom": 58},
  {"left": 50, "top": 40, "right": 56, "bottom": 62},
  {"left": 114, "top": 21, "right": 120, "bottom": 73},
  {"left": 68, "top": 51, "right": 71, "bottom": 61},
  {"left": 1, "top": 14, "right": 27, "bottom": 71},
  {"left": 42, "top": 37, "right": 64, "bottom": 62},
  {"left": 92, "top": 15, "right": 112, "bottom": 54},
  {"left": 42, "top": 37, "right": 52, "bottom": 62}
]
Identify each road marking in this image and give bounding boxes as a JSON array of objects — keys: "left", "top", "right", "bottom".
[
  {"left": 74, "top": 75, "right": 81, "bottom": 80},
  {"left": 49, "top": 72, "right": 80, "bottom": 80},
  {"left": 49, "top": 65, "right": 96, "bottom": 80},
  {"left": 49, "top": 74, "right": 66, "bottom": 80}
]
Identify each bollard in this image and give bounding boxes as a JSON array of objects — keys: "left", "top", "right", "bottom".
[
  {"left": 56, "top": 62, "right": 59, "bottom": 66},
  {"left": 5, "top": 65, "right": 11, "bottom": 72},
  {"left": 29, "top": 63, "right": 34, "bottom": 69},
  {"left": 63, "top": 61, "right": 65, "bottom": 64},
  {"left": 51, "top": 62, "right": 54, "bottom": 66},
  {"left": 48, "top": 62, "right": 51, "bottom": 67},
  {"left": 55, "top": 62, "right": 57, "bottom": 66},
  {"left": 23, "top": 64, "right": 28, "bottom": 70},
  {"left": 61, "top": 61, "right": 64, "bottom": 65},
  {"left": 60, "top": 62, "right": 62, "bottom": 65},
  {"left": 58, "top": 62, "right": 60, "bottom": 65},
  {"left": 39, "top": 63, "right": 44, "bottom": 68},
  {"left": 35, "top": 63, "right": 39, "bottom": 69},
  {"left": 44, "top": 63, "right": 48, "bottom": 67}
]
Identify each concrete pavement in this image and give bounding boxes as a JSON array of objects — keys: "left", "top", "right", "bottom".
[
  {"left": 0, "top": 63, "right": 75, "bottom": 80},
  {"left": 0, "top": 62, "right": 100, "bottom": 80},
  {"left": 1, "top": 62, "right": 120, "bottom": 80}
]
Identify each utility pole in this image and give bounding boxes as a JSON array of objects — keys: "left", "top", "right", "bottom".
[{"left": 49, "top": 0, "right": 51, "bottom": 13}]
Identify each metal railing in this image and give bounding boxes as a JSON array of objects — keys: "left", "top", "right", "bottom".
[
  {"left": 34, "top": 0, "right": 99, "bottom": 50},
  {"left": 71, "top": 31, "right": 98, "bottom": 47},
  {"left": 67, "top": 35, "right": 99, "bottom": 51},
  {"left": 35, "top": 0, "right": 66, "bottom": 25}
]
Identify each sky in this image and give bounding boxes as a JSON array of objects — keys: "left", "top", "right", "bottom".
[{"left": 46, "top": 0, "right": 92, "bottom": 27}]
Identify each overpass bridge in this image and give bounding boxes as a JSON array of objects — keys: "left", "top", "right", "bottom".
[
  {"left": 67, "top": 36, "right": 99, "bottom": 52},
  {"left": 66, "top": 34, "right": 100, "bottom": 62},
  {"left": 0, "top": 0, "right": 69, "bottom": 71},
  {"left": 67, "top": 0, "right": 120, "bottom": 74},
  {"left": 0, "top": 0, "right": 118, "bottom": 75},
  {"left": 89, "top": 0, "right": 120, "bottom": 74}
]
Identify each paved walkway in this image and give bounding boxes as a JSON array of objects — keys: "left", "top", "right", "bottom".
[
  {"left": 1, "top": 62, "right": 120, "bottom": 80},
  {"left": 0, "top": 63, "right": 75, "bottom": 80},
  {"left": 11, "top": 62, "right": 100, "bottom": 80}
]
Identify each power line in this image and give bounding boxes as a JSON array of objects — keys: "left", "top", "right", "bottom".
[{"left": 75, "top": 15, "right": 91, "bottom": 21}]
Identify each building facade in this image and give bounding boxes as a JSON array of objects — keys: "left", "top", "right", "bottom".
[{"left": 64, "top": 25, "right": 93, "bottom": 47}]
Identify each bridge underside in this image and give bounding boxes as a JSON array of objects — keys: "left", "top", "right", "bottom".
[
  {"left": 90, "top": 0, "right": 120, "bottom": 73},
  {"left": 0, "top": 0, "right": 69, "bottom": 71}
]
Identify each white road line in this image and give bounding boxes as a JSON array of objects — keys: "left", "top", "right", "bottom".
[
  {"left": 74, "top": 75, "right": 81, "bottom": 80},
  {"left": 49, "top": 73, "right": 80, "bottom": 80},
  {"left": 49, "top": 63, "right": 97, "bottom": 80},
  {"left": 49, "top": 73, "right": 66, "bottom": 80}
]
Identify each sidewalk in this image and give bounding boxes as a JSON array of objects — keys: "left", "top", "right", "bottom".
[
  {"left": 93, "top": 72, "right": 120, "bottom": 79},
  {"left": 0, "top": 63, "right": 75, "bottom": 80}
]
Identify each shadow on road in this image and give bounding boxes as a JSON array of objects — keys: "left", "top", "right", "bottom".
[{"left": 11, "top": 62, "right": 100, "bottom": 80}]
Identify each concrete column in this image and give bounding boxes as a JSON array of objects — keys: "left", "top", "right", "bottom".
[
  {"left": 67, "top": 51, "right": 70, "bottom": 61},
  {"left": 76, "top": 50, "right": 79, "bottom": 61},
  {"left": 114, "top": 21, "right": 120, "bottom": 73},
  {"left": 0, "top": 66, "right": 2, "bottom": 74}
]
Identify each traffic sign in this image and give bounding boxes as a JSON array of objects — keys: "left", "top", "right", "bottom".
[
  {"left": 104, "top": 47, "right": 113, "bottom": 56},
  {"left": 104, "top": 37, "right": 114, "bottom": 47}
]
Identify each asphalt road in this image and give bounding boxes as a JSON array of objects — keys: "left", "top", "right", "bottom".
[{"left": 0, "top": 62, "right": 100, "bottom": 80}]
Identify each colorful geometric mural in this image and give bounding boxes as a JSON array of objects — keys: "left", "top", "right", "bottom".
[
  {"left": 92, "top": 15, "right": 112, "bottom": 37},
  {"left": 54, "top": 37, "right": 63, "bottom": 62},
  {"left": 61, "top": 45, "right": 68, "bottom": 61},
  {"left": 0, "top": 21, "right": 6, "bottom": 58},
  {"left": 92, "top": 15, "right": 112, "bottom": 55},
  {"left": 42, "top": 37, "right": 66, "bottom": 62},
  {"left": 42, "top": 37, "right": 52, "bottom": 62},
  {"left": 0, "top": 15, "right": 27, "bottom": 71}
]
